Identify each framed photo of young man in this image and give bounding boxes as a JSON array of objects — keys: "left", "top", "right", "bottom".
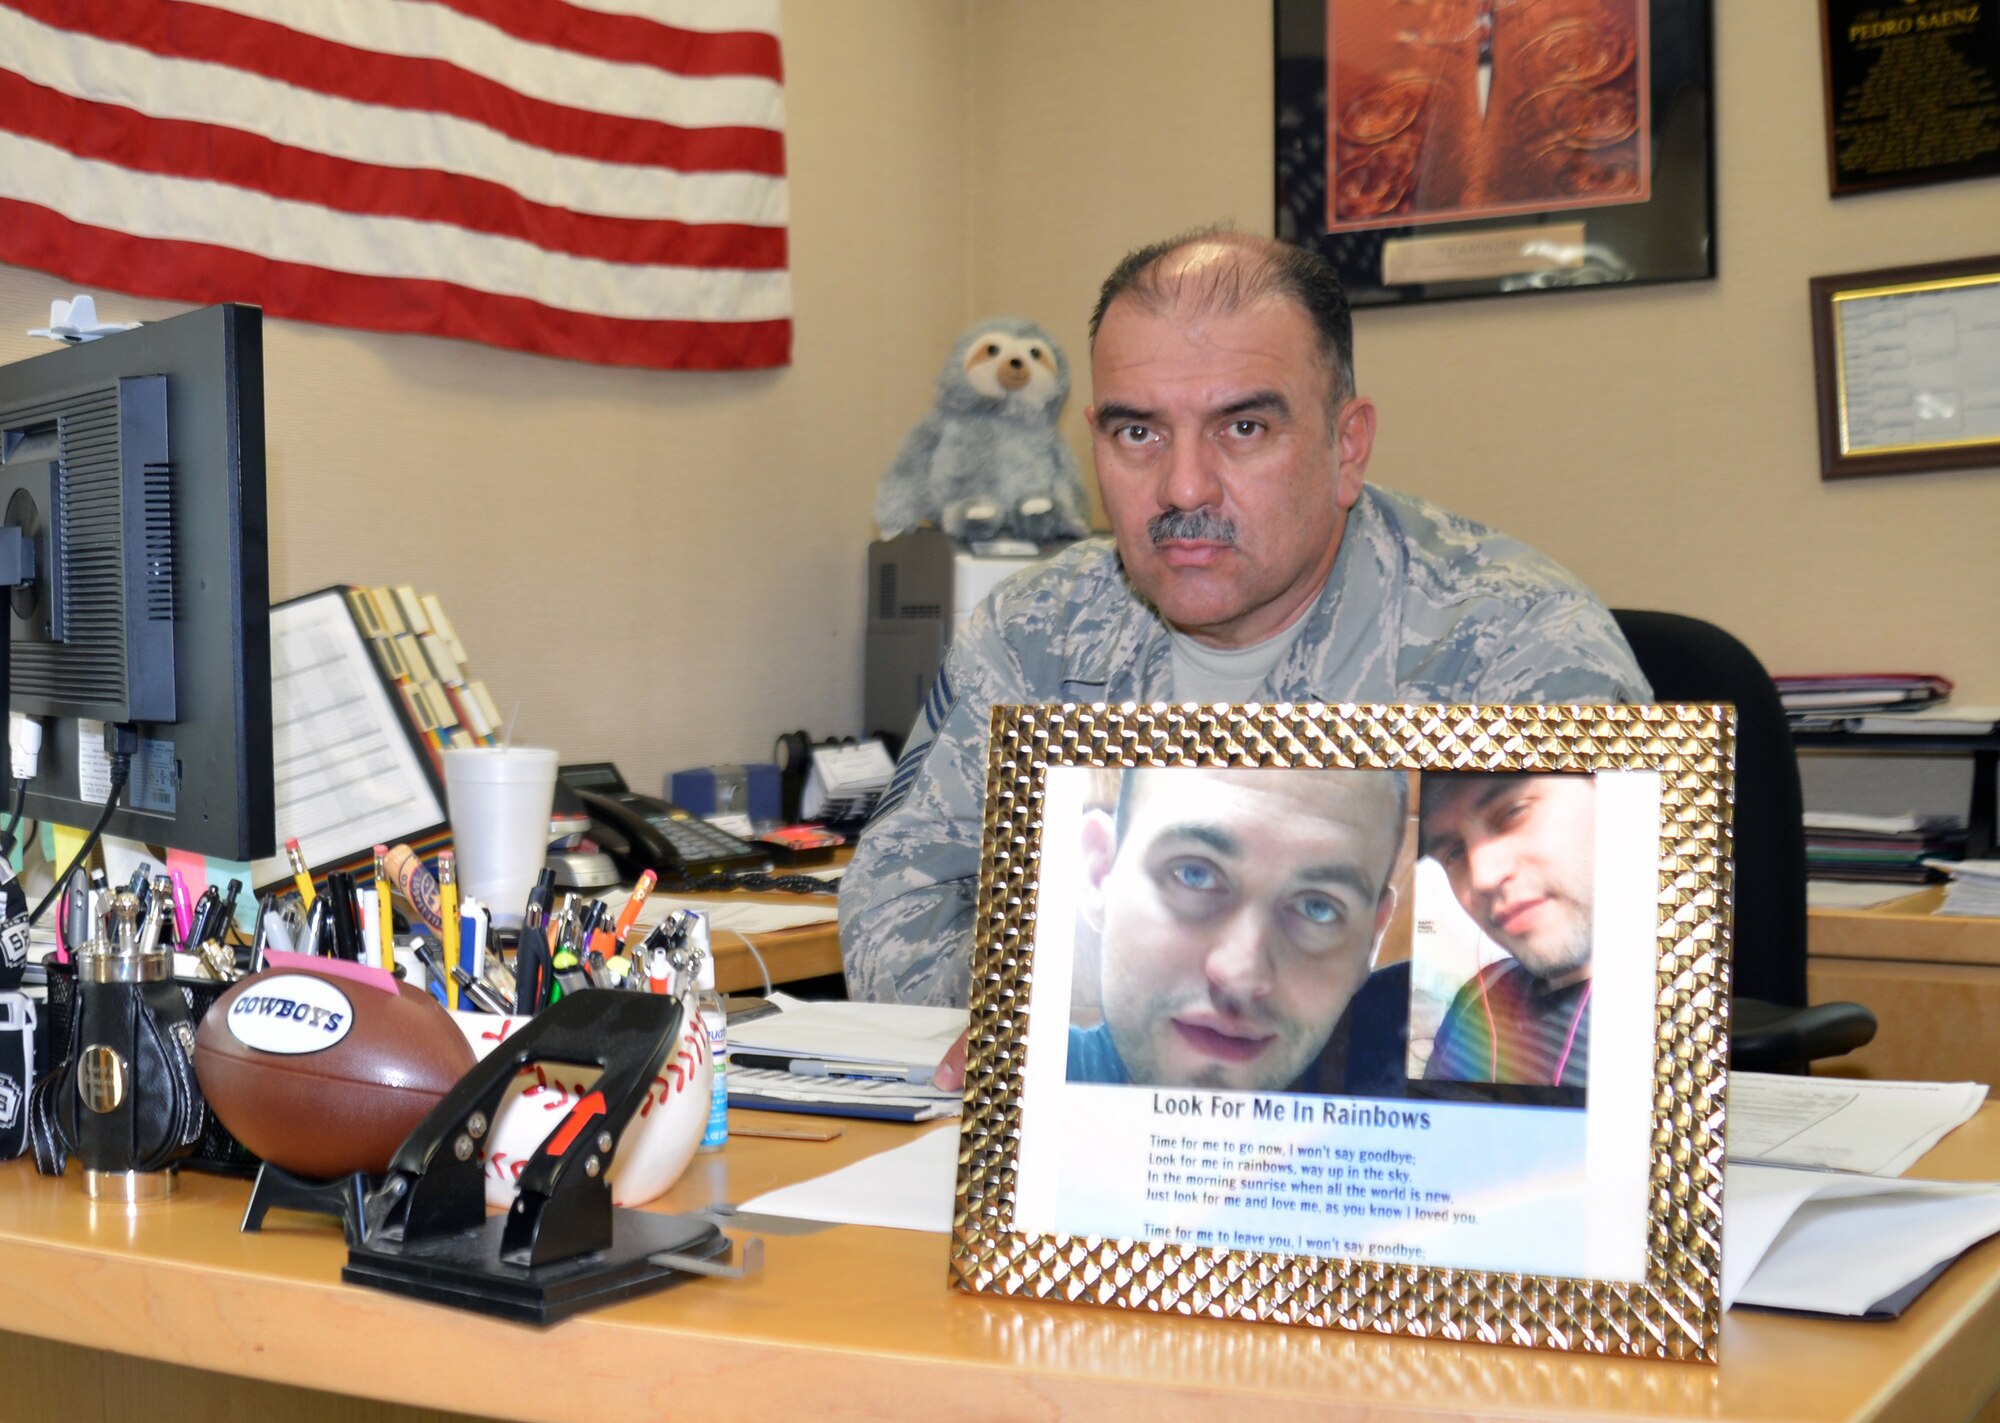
[
  {"left": 949, "top": 702, "right": 1733, "bottom": 1360},
  {"left": 1273, "top": 0, "right": 1716, "bottom": 303}
]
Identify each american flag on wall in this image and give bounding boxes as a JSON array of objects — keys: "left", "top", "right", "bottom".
[{"left": 0, "top": 0, "right": 791, "bottom": 369}]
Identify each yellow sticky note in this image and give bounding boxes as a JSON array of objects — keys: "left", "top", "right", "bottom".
[{"left": 50, "top": 823, "right": 88, "bottom": 877}]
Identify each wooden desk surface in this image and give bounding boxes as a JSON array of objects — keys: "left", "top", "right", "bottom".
[
  {"left": 6, "top": 1108, "right": 2000, "bottom": 1423},
  {"left": 1810, "top": 886, "right": 2000, "bottom": 967},
  {"left": 684, "top": 881, "right": 844, "bottom": 993},
  {"left": 1808, "top": 889, "right": 2000, "bottom": 1083}
]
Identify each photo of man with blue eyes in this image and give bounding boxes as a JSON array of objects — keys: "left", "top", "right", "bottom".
[
  {"left": 1416, "top": 771, "right": 1597, "bottom": 1096},
  {"left": 1065, "top": 767, "right": 1407, "bottom": 1093}
]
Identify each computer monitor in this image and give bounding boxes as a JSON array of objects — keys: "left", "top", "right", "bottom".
[{"left": 0, "top": 304, "right": 274, "bottom": 860}]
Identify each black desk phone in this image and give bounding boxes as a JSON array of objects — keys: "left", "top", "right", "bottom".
[{"left": 557, "top": 762, "right": 770, "bottom": 881}]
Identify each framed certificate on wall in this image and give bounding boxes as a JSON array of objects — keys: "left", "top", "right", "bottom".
[{"left": 1812, "top": 255, "right": 2000, "bottom": 479}]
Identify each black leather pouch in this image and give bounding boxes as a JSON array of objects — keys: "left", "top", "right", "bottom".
[{"left": 30, "top": 956, "right": 205, "bottom": 1177}]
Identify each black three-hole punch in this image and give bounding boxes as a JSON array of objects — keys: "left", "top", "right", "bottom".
[{"left": 341, "top": 989, "right": 758, "bottom": 1324}]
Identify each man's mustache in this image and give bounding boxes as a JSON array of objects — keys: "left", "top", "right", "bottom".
[{"left": 1149, "top": 509, "right": 1237, "bottom": 544}]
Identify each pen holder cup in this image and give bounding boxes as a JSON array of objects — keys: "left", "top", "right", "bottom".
[
  {"left": 452, "top": 1006, "right": 712, "bottom": 1209},
  {"left": 37, "top": 963, "right": 258, "bottom": 1176}
]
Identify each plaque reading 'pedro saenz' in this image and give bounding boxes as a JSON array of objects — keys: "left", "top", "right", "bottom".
[{"left": 1822, "top": 0, "right": 2000, "bottom": 193}]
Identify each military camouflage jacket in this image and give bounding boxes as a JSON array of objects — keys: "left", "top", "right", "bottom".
[{"left": 839, "top": 484, "right": 1650, "bottom": 1006}]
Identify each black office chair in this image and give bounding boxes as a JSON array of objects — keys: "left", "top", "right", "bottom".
[{"left": 1611, "top": 610, "right": 1877, "bottom": 1074}]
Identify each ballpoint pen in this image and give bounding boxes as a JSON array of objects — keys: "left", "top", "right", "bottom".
[
  {"left": 219, "top": 878, "right": 242, "bottom": 938},
  {"left": 516, "top": 921, "right": 552, "bottom": 1015},
  {"left": 453, "top": 964, "right": 510, "bottom": 1014},
  {"left": 139, "top": 880, "right": 170, "bottom": 958},
  {"left": 579, "top": 899, "right": 612, "bottom": 961},
  {"left": 248, "top": 891, "right": 276, "bottom": 974},
  {"left": 437, "top": 850, "right": 460, "bottom": 1010},
  {"left": 301, "top": 896, "right": 329, "bottom": 957},
  {"left": 284, "top": 837, "right": 316, "bottom": 908},
  {"left": 409, "top": 938, "right": 451, "bottom": 1009},
  {"left": 187, "top": 885, "right": 221, "bottom": 947},
  {"left": 86, "top": 869, "right": 109, "bottom": 944},
  {"left": 523, "top": 868, "right": 555, "bottom": 932},
  {"left": 551, "top": 893, "right": 579, "bottom": 958}
]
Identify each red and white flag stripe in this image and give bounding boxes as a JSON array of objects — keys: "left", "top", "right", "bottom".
[{"left": 0, "top": 0, "right": 791, "bottom": 369}]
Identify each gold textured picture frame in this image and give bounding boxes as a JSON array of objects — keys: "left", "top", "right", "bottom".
[{"left": 949, "top": 702, "right": 1733, "bottom": 1360}]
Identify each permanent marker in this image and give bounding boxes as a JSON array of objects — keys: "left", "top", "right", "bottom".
[{"left": 327, "top": 871, "right": 362, "bottom": 962}]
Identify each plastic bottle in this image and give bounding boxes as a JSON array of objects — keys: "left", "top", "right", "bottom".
[{"left": 692, "top": 915, "right": 728, "bottom": 1152}]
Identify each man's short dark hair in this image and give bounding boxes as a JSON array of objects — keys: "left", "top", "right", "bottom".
[
  {"left": 1088, "top": 228, "right": 1357, "bottom": 404},
  {"left": 1113, "top": 766, "right": 1408, "bottom": 883},
  {"left": 1417, "top": 771, "right": 1592, "bottom": 858}
]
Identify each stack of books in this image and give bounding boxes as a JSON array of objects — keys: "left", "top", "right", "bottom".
[
  {"left": 1805, "top": 812, "right": 1965, "bottom": 884},
  {"left": 1777, "top": 673, "right": 1953, "bottom": 728}
]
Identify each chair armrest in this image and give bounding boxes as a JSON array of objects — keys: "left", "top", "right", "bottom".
[{"left": 1731, "top": 998, "right": 1878, "bottom": 1075}]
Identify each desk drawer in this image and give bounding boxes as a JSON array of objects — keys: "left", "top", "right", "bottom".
[{"left": 1809, "top": 958, "right": 2000, "bottom": 1084}]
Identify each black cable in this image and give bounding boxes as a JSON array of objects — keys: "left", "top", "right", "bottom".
[
  {"left": 29, "top": 755, "right": 130, "bottom": 928},
  {"left": 0, "top": 776, "right": 24, "bottom": 856}
]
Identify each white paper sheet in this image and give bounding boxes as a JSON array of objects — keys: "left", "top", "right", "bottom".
[
  {"left": 1728, "top": 1073, "right": 1987, "bottom": 1176},
  {"left": 604, "top": 890, "right": 837, "bottom": 935},
  {"left": 731, "top": 994, "right": 967, "bottom": 1069},
  {"left": 739, "top": 1127, "right": 958, "bottom": 1232},
  {"left": 1725, "top": 1163, "right": 2000, "bottom": 1313},
  {"left": 1805, "top": 880, "right": 1925, "bottom": 911},
  {"left": 731, "top": 1128, "right": 2000, "bottom": 1317},
  {"left": 251, "top": 590, "right": 445, "bottom": 883}
]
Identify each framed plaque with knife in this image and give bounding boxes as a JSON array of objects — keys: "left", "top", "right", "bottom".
[{"left": 1275, "top": 0, "right": 1716, "bottom": 305}]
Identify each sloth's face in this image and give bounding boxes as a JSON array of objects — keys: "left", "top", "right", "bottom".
[{"left": 963, "top": 331, "right": 1061, "bottom": 406}]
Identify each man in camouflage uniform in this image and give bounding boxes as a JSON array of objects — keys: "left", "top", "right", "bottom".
[{"left": 842, "top": 229, "right": 1647, "bottom": 1011}]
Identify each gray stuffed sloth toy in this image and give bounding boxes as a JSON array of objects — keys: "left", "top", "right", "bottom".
[{"left": 874, "top": 318, "right": 1090, "bottom": 545}]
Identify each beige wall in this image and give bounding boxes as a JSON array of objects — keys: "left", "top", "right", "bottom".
[
  {"left": 0, "top": 0, "right": 968, "bottom": 796},
  {"left": 968, "top": 0, "right": 2000, "bottom": 702},
  {"left": 1, "top": 0, "right": 1995, "bottom": 818}
]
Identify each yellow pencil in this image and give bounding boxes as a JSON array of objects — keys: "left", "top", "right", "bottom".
[
  {"left": 437, "top": 850, "right": 460, "bottom": 1011},
  {"left": 373, "top": 845, "right": 397, "bottom": 976},
  {"left": 284, "top": 838, "right": 316, "bottom": 908}
]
